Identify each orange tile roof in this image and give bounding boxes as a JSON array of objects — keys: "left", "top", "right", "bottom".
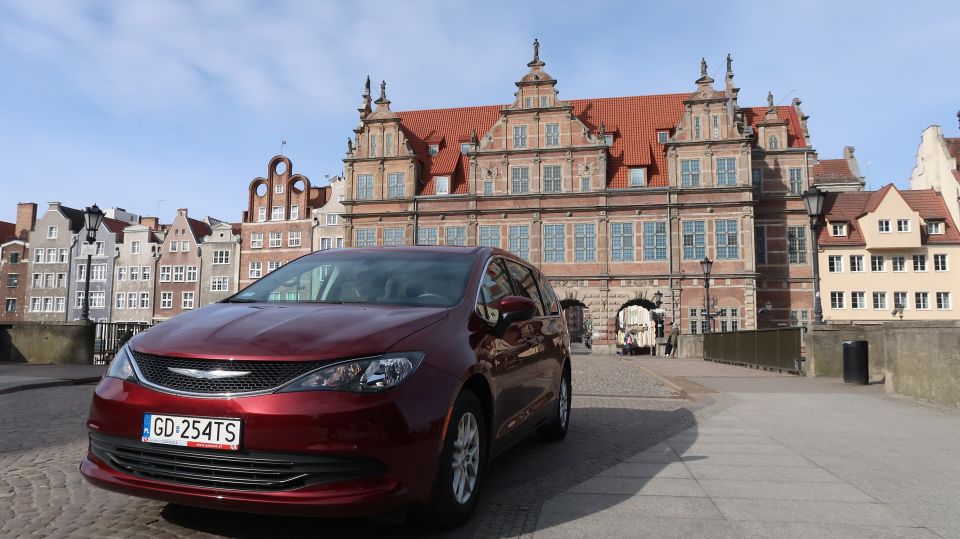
[
  {"left": 819, "top": 185, "right": 960, "bottom": 246},
  {"left": 186, "top": 217, "right": 212, "bottom": 240},
  {"left": 945, "top": 137, "right": 960, "bottom": 161},
  {"left": 395, "top": 94, "right": 806, "bottom": 195},
  {"left": 812, "top": 159, "right": 858, "bottom": 184},
  {"left": 102, "top": 216, "right": 131, "bottom": 243}
]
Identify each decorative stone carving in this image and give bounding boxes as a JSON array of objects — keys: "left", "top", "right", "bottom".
[{"left": 553, "top": 280, "right": 586, "bottom": 287}]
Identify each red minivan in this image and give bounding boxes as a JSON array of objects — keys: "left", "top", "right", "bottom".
[{"left": 81, "top": 247, "right": 571, "bottom": 526}]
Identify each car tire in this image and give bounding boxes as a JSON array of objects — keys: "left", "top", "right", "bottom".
[
  {"left": 412, "top": 389, "right": 486, "bottom": 529},
  {"left": 538, "top": 364, "right": 571, "bottom": 441}
]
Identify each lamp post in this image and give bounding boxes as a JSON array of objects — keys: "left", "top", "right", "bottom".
[
  {"left": 700, "top": 257, "right": 714, "bottom": 333},
  {"left": 80, "top": 204, "right": 104, "bottom": 323},
  {"left": 802, "top": 187, "right": 826, "bottom": 325}
]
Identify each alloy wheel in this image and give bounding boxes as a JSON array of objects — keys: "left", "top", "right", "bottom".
[{"left": 451, "top": 411, "right": 480, "bottom": 504}]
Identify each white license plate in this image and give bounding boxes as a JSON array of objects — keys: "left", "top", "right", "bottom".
[{"left": 142, "top": 414, "right": 241, "bottom": 450}]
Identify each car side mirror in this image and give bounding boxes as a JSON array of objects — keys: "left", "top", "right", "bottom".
[{"left": 495, "top": 296, "right": 536, "bottom": 337}]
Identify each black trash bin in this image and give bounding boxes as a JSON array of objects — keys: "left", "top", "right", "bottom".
[{"left": 842, "top": 340, "right": 869, "bottom": 384}]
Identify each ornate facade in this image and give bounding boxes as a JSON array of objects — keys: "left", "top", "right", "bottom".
[{"left": 342, "top": 44, "right": 828, "bottom": 352}]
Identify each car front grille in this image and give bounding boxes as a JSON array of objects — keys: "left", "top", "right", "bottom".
[
  {"left": 90, "top": 433, "right": 385, "bottom": 492},
  {"left": 130, "top": 351, "right": 326, "bottom": 396}
]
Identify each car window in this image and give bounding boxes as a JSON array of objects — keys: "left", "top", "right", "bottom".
[
  {"left": 504, "top": 260, "right": 546, "bottom": 317},
  {"left": 477, "top": 258, "right": 513, "bottom": 324},
  {"left": 535, "top": 272, "right": 560, "bottom": 316}
]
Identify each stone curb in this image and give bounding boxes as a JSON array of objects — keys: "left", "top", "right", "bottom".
[{"left": 0, "top": 377, "right": 102, "bottom": 396}]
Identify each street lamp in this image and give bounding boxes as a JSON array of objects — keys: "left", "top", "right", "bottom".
[
  {"left": 802, "top": 187, "right": 826, "bottom": 325},
  {"left": 80, "top": 204, "right": 104, "bottom": 323},
  {"left": 700, "top": 257, "right": 714, "bottom": 333}
]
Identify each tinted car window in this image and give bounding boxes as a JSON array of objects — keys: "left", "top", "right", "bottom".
[
  {"left": 535, "top": 272, "right": 560, "bottom": 316},
  {"left": 477, "top": 258, "right": 513, "bottom": 324},
  {"left": 504, "top": 260, "right": 546, "bottom": 316}
]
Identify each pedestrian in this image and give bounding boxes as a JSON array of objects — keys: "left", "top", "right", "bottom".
[
  {"left": 624, "top": 331, "right": 634, "bottom": 356},
  {"left": 666, "top": 322, "right": 680, "bottom": 358}
]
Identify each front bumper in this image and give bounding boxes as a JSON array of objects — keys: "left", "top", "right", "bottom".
[{"left": 80, "top": 363, "right": 459, "bottom": 517}]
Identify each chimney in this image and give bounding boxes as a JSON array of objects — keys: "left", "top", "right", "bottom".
[{"left": 16, "top": 202, "right": 37, "bottom": 241}]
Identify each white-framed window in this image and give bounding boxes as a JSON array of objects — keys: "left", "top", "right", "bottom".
[
  {"left": 142, "top": 266, "right": 150, "bottom": 280},
  {"left": 435, "top": 176, "right": 450, "bottom": 195},
  {"left": 610, "top": 223, "right": 633, "bottom": 262},
  {"left": 186, "top": 266, "right": 197, "bottom": 282},
  {"left": 140, "top": 292, "right": 150, "bottom": 309},
  {"left": 290, "top": 205, "right": 299, "bottom": 220},
  {"left": 545, "top": 123, "right": 560, "bottom": 146},
  {"left": 271, "top": 206, "right": 284, "bottom": 221},
  {"left": 788, "top": 168, "right": 803, "bottom": 195},
  {"left": 33, "top": 248, "right": 44, "bottom": 264},
  {"left": 540, "top": 95, "right": 549, "bottom": 108},
  {"left": 173, "top": 266, "right": 185, "bottom": 282},
  {"left": 830, "top": 291, "right": 844, "bottom": 309},
  {"left": 428, "top": 144, "right": 439, "bottom": 156},
  {"left": 873, "top": 291, "right": 887, "bottom": 309},
  {"left": 936, "top": 292, "right": 951, "bottom": 310},
  {"left": 170, "top": 240, "right": 178, "bottom": 252},
  {"left": 117, "top": 267, "right": 126, "bottom": 281},
  {"left": 715, "top": 220, "right": 739, "bottom": 259},
  {"left": 416, "top": 227, "right": 438, "bottom": 246},
  {"left": 383, "top": 228, "right": 404, "bottom": 247},
  {"left": 7, "top": 273, "right": 19, "bottom": 288},
  {"left": 248, "top": 261, "right": 262, "bottom": 279},
  {"left": 574, "top": 223, "right": 596, "bottom": 262},
  {"left": 716, "top": 158, "right": 736, "bottom": 186},
  {"left": 479, "top": 226, "right": 500, "bottom": 248},
  {"left": 878, "top": 219, "right": 891, "bottom": 233},
  {"left": 160, "top": 291, "right": 173, "bottom": 309},
  {"left": 288, "top": 231, "right": 301, "bottom": 247},
  {"left": 210, "top": 277, "right": 230, "bottom": 292},
  {"left": 682, "top": 221, "right": 706, "bottom": 260},
  {"left": 657, "top": 131, "right": 669, "bottom": 144},
  {"left": 178, "top": 241, "right": 187, "bottom": 252},
  {"left": 31, "top": 273, "right": 42, "bottom": 288},
  {"left": 892, "top": 256, "right": 906, "bottom": 272},
  {"left": 336, "top": 238, "right": 344, "bottom": 248},
  {"left": 115, "top": 293, "right": 125, "bottom": 309},
  {"left": 250, "top": 233, "right": 263, "bottom": 249},
  {"left": 513, "top": 125, "right": 527, "bottom": 149},
  {"left": 511, "top": 167, "right": 530, "bottom": 194},
  {"left": 831, "top": 223, "right": 847, "bottom": 237},
  {"left": 851, "top": 291, "right": 866, "bottom": 309},
  {"left": 182, "top": 291, "right": 195, "bottom": 309},
  {"left": 388, "top": 172, "right": 405, "bottom": 198},
  {"left": 828, "top": 255, "right": 843, "bottom": 272},
  {"left": 89, "top": 291, "right": 105, "bottom": 308},
  {"left": 30, "top": 297, "right": 42, "bottom": 312},
  {"left": 75, "top": 264, "right": 86, "bottom": 281},
  {"left": 712, "top": 115, "right": 720, "bottom": 140},
  {"left": 897, "top": 219, "right": 910, "bottom": 232},
  {"left": 127, "top": 292, "right": 136, "bottom": 308},
  {"left": 43, "top": 273, "right": 53, "bottom": 288},
  {"left": 213, "top": 250, "right": 230, "bottom": 264},
  {"left": 46, "top": 248, "right": 56, "bottom": 262},
  {"left": 913, "top": 254, "right": 927, "bottom": 272},
  {"left": 356, "top": 175, "right": 374, "bottom": 199},
  {"left": 915, "top": 292, "right": 929, "bottom": 310},
  {"left": 258, "top": 207, "right": 267, "bottom": 222},
  {"left": 159, "top": 266, "right": 172, "bottom": 282},
  {"left": 355, "top": 228, "right": 376, "bottom": 247},
  {"left": 95, "top": 242, "right": 105, "bottom": 256},
  {"left": 849, "top": 255, "right": 864, "bottom": 272},
  {"left": 934, "top": 254, "right": 948, "bottom": 271},
  {"left": 543, "top": 224, "right": 566, "bottom": 263},
  {"left": 320, "top": 237, "right": 332, "bottom": 250},
  {"left": 483, "top": 181, "right": 494, "bottom": 196},
  {"left": 788, "top": 226, "right": 807, "bottom": 264},
  {"left": 445, "top": 227, "right": 466, "bottom": 246},
  {"left": 644, "top": 221, "right": 668, "bottom": 261},
  {"left": 789, "top": 310, "right": 809, "bottom": 327},
  {"left": 90, "top": 264, "right": 106, "bottom": 281},
  {"left": 927, "top": 221, "right": 944, "bottom": 235},
  {"left": 268, "top": 261, "right": 280, "bottom": 272},
  {"left": 894, "top": 291, "right": 908, "bottom": 309},
  {"left": 508, "top": 225, "right": 529, "bottom": 260},
  {"left": 269, "top": 232, "right": 282, "bottom": 248},
  {"left": 629, "top": 168, "right": 646, "bottom": 187},
  {"left": 321, "top": 214, "right": 336, "bottom": 227},
  {"left": 524, "top": 96, "right": 532, "bottom": 108},
  {"left": 129, "top": 267, "right": 139, "bottom": 281},
  {"left": 42, "top": 297, "right": 53, "bottom": 312},
  {"left": 680, "top": 159, "right": 701, "bottom": 187},
  {"left": 871, "top": 255, "right": 885, "bottom": 272},
  {"left": 543, "top": 165, "right": 562, "bottom": 193},
  {"left": 55, "top": 297, "right": 65, "bottom": 312},
  {"left": 47, "top": 225, "right": 58, "bottom": 239},
  {"left": 131, "top": 241, "right": 140, "bottom": 254}
]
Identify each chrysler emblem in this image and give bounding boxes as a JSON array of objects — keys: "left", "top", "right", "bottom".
[{"left": 167, "top": 368, "right": 251, "bottom": 379}]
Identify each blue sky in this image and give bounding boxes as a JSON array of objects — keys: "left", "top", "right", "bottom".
[{"left": 1, "top": 0, "right": 958, "bottom": 224}]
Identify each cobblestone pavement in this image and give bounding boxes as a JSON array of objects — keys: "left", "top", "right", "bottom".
[{"left": 0, "top": 355, "right": 722, "bottom": 538}]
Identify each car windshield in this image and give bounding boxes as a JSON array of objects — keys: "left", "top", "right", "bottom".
[{"left": 228, "top": 250, "right": 476, "bottom": 308}]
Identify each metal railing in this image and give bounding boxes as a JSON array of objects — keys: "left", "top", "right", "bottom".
[
  {"left": 703, "top": 327, "right": 805, "bottom": 373},
  {"left": 93, "top": 322, "right": 153, "bottom": 365}
]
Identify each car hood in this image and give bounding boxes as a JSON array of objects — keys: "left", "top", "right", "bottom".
[{"left": 130, "top": 303, "right": 449, "bottom": 361}]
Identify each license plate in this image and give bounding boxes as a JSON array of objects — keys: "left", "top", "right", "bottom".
[{"left": 142, "top": 413, "right": 241, "bottom": 451}]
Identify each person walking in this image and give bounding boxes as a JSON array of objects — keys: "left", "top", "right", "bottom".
[{"left": 666, "top": 323, "right": 680, "bottom": 358}]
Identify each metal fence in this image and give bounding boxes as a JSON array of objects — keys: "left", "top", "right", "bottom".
[
  {"left": 93, "top": 322, "right": 153, "bottom": 365},
  {"left": 703, "top": 327, "right": 805, "bottom": 373}
]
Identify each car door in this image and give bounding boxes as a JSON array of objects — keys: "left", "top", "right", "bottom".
[{"left": 533, "top": 271, "right": 567, "bottom": 405}]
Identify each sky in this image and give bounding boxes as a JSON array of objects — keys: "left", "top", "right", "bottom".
[{"left": 1, "top": 0, "right": 958, "bottom": 224}]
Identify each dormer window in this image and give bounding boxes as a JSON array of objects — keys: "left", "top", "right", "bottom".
[
  {"left": 435, "top": 176, "right": 450, "bottom": 195},
  {"left": 768, "top": 135, "right": 779, "bottom": 150},
  {"left": 629, "top": 168, "right": 646, "bottom": 187},
  {"left": 539, "top": 95, "right": 549, "bottom": 107},
  {"left": 603, "top": 134, "right": 613, "bottom": 146},
  {"left": 927, "top": 221, "right": 944, "bottom": 235},
  {"left": 657, "top": 131, "right": 669, "bottom": 144},
  {"left": 831, "top": 223, "right": 848, "bottom": 237},
  {"left": 897, "top": 219, "right": 911, "bottom": 232},
  {"left": 460, "top": 143, "right": 472, "bottom": 153},
  {"left": 428, "top": 144, "right": 439, "bottom": 156}
]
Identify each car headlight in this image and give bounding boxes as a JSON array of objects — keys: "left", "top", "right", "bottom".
[
  {"left": 106, "top": 345, "right": 139, "bottom": 384},
  {"left": 278, "top": 352, "right": 424, "bottom": 394}
]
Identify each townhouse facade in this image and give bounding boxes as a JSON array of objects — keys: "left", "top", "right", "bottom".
[
  {"left": 342, "top": 45, "right": 828, "bottom": 351},
  {"left": 909, "top": 124, "right": 960, "bottom": 226},
  {"left": 818, "top": 185, "right": 960, "bottom": 321},
  {"left": 199, "top": 220, "right": 242, "bottom": 305},
  {"left": 153, "top": 209, "right": 211, "bottom": 322},
  {"left": 0, "top": 203, "right": 36, "bottom": 322},
  {"left": 25, "top": 203, "right": 86, "bottom": 321},
  {"left": 112, "top": 222, "right": 161, "bottom": 323},
  {"left": 239, "top": 155, "right": 329, "bottom": 289},
  {"left": 66, "top": 217, "right": 130, "bottom": 322},
  {"left": 311, "top": 176, "right": 347, "bottom": 251}
]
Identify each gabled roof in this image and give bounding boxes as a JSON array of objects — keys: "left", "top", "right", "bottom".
[
  {"left": 58, "top": 205, "right": 86, "bottom": 232},
  {"left": 101, "top": 217, "right": 130, "bottom": 243},
  {"left": 813, "top": 159, "right": 858, "bottom": 184},
  {"left": 398, "top": 96, "right": 807, "bottom": 195},
  {"left": 819, "top": 185, "right": 960, "bottom": 246},
  {"left": 186, "top": 217, "right": 212, "bottom": 241},
  {"left": 945, "top": 137, "right": 960, "bottom": 161}
]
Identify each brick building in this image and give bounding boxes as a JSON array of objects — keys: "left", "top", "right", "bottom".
[
  {"left": 0, "top": 203, "right": 36, "bottom": 322},
  {"left": 153, "top": 209, "right": 212, "bottom": 322},
  {"left": 343, "top": 44, "right": 832, "bottom": 352},
  {"left": 239, "top": 155, "right": 329, "bottom": 289}
]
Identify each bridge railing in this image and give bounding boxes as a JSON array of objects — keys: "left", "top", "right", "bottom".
[
  {"left": 703, "top": 327, "right": 805, "bottom": 373},
  {"left": 92, "top": 322, "right": 153, "bottom": 365}
]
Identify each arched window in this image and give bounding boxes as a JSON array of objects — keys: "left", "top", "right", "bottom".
[{"left": 768, "top": 135, "right": 779, "bottom": 150}]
